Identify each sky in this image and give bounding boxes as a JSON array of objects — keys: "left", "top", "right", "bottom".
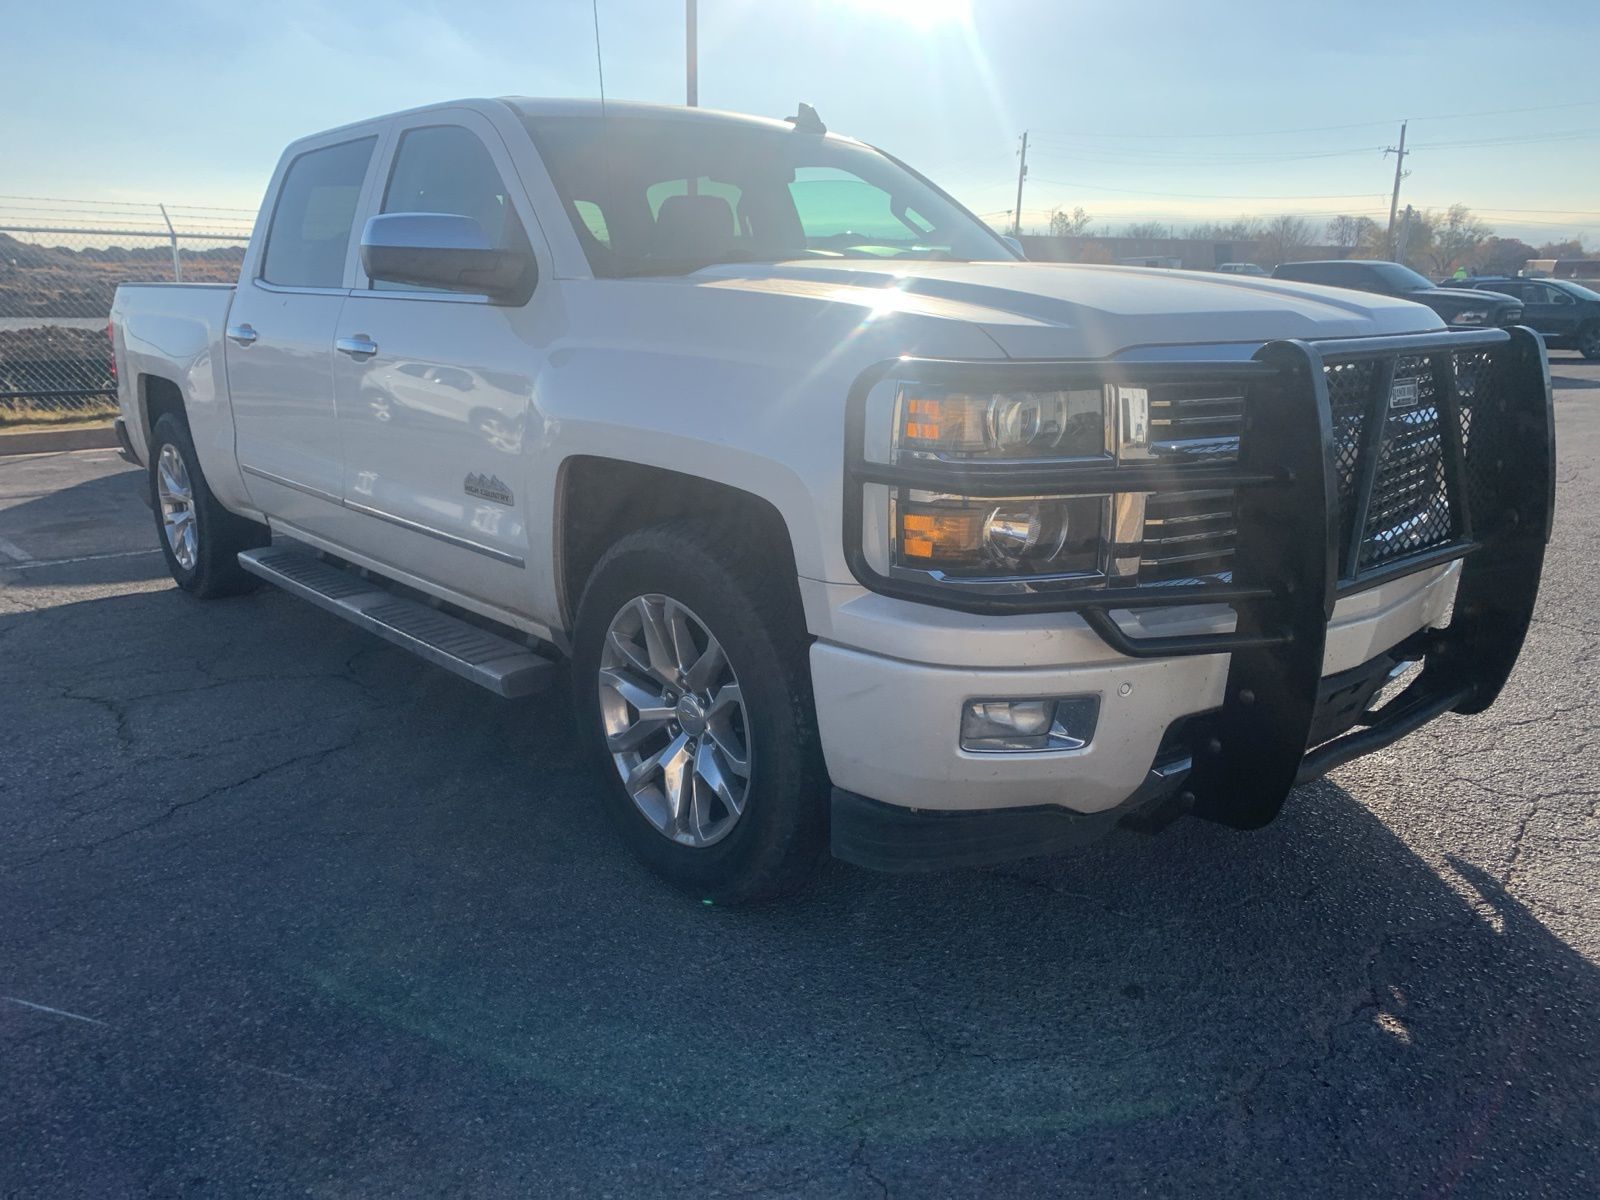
[{"left": 4, "top": 0, "right": 1598, "bottom": 247}]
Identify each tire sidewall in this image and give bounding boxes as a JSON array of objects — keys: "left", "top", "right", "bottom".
[
  {"left": 1579, "top": 322, "right": 1600, "bottom": 361},
  {"left": 572, "top": 528, "right": 822, "bottom": 899},
  {"left": 148, "top": 414, "right": 260, "bottom": 596}
]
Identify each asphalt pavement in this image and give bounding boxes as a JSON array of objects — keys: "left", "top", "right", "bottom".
[{"left": 3, "top": 359, "right": 1598, "bottom": 1197}]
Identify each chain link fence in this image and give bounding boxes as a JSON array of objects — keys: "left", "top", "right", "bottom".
[{"left": 0, "top": 197, "right": 253, "bottom": 426}]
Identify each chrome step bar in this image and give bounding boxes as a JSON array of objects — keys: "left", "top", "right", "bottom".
[{"left": 237, "top": 546, "right": 556, "bottom": 699}]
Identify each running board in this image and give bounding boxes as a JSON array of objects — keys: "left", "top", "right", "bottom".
[{"left": 237, "top": 546, "right": 556, "bottom": 699}]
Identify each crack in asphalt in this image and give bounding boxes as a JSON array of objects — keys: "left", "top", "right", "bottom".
[
  {"left": 10, "top": 737, "right": 362, "bottom": 871},
  {"left": 849, "top": 1138, "right": 891, "bottom": 1199}
]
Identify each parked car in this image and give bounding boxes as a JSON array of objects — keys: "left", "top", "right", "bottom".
[
  {"left": 1216, "top": 262, "right": 1267, "bottom": 276},
  {"left": 109, "top": 99, "right": 1555, "bottom": 901},
  {"left": 1456, "top": 277, "right": 1600, "bottom": 359},
  {"left": 1271, "top": 260, "right": 1524, "bottom": 328}
]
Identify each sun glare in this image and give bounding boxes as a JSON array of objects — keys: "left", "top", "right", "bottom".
[{"left": 848, "top": 0, "right": 973, "bottom": 30}]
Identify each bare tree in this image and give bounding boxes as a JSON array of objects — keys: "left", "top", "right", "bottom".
[
  {"left": 1327, "top": 215, "right": 1380, "bottom": 256},
  {"left": 1183, "top": 217, "right": 1262, "bottom": 241},
  {"left": 1049, "top": 206, "right": 1093, "bottom": 237},
  {"left": 1120, "top": 221, "right": 1171, "bottom": 240},
  {"left": 1429, "top": 204, "right": 1493, "bottom": 275},
  {"left": 1393, "top": 208, "right": 1438, "bottom": 271},
  {"left": 1477, "top": 236, "right": 1538, "bottom": 276},
  {"left": 1256, "top": 215, "right": 1316, "bottom": 267}
]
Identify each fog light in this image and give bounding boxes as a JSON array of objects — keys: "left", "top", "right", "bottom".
[{"left": 960, "top": 695, "right": 1100, "bottom": 752}]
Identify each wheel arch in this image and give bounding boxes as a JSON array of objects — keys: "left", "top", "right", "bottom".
[
  {"left": 136, "top": 373, "right": 188, "bottom": 450},
  {"left": 555, "top": 456, "right": 803, "bottom": 637}
]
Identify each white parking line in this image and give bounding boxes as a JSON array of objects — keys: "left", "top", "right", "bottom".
[
  {"left": 0, "top": 548, "right": 160, "bottom": 569},
  {"left": 0, "top": 995, "right": 108, "bottom": 1026}
]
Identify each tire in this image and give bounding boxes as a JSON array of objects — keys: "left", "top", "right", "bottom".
[
  {"left": 1579, "top": 322, "right": 1600, "bottom": 362},
  {"left": 148, "top": 413, "right": 267, "bottom": 597},
  {"left": 571, "top": 518, "right": 828, "bottom": 903}
]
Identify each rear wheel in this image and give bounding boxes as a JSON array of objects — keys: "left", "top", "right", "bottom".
[
  {"left": 1578, "top": 322, "right": 1600, "bottom": 361},
  {"left": 148, "top": 413, "right": 267, "bottom": 597},
  {"left": 572, "top": 519, "right": 827, "bottom": 903}
]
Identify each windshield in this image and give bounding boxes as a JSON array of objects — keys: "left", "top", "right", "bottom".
[
  {"left": 1560, "top": 280, "right": 1600, "bottom": 301},
  {"left": 1370, "top": 262, "right": 1438, "bottom": 292},
  {"left": 522, "top": 114, "right": 1017, "bottom": 277}
]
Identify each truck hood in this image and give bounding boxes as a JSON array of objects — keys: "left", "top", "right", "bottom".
[
  {"left": 689, "top": 260, "right": 1445, "bottom": 358},
  {"left": 1413, "top": 286, "right": 1522, "bottom": 314}
]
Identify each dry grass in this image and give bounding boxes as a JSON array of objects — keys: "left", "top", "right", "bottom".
[{"left": 0, "top": 397, "right": 118, "bottom": 430}]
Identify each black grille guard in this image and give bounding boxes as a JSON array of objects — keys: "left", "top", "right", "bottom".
[{"left": 843, "top": 327, "right": 1556, "bottom": 828}]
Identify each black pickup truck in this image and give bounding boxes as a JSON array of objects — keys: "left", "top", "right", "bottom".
[
  {"left": 1272, "top": 260, "right": 1524, "bottom": 329},
  {"left": 1453, "top": 277, "right": 1600, "bottom": 359}
]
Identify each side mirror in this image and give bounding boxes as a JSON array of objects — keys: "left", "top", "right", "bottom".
[
  {"left": 1000, "top": 235, "right": 1026, "bottom": 260},
  {"left": 359, "top": 213, "right": 536, "bottom": 304}
]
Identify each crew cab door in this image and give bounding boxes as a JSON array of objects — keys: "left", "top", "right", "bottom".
[
  {"left": 330, "top": 111, "right": 551, "bottom": 615},
  {"left": 228, "top": 131, "right": 384, "bottom": 534},
  {"left": 1517, "top": 282, "right": 1579, "bottom": 340}
]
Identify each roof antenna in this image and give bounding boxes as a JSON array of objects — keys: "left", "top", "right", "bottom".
[
  {"left": 591, "top": 0, "right": 607, "bottom": 115},
  {"left": 786, "top": 103, "right": 826, "bottom": 135}
]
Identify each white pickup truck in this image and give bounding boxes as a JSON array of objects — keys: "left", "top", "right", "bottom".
[{"left": 111, "top": 98, "right": 1555, "bottom": 901}]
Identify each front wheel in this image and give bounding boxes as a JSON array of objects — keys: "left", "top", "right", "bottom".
[
  {"left": 571, "top": 519, "right": 828, "bottom": 903},
  {"left": 148, "top": 413, "right": 267, "bottom": 597},
  {"left": 1578, "top": 322, "right": 1600, "bottom": 361}
]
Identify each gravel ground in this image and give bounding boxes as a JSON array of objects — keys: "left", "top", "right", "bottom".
[{"left": 2, "top": 358, "right": 1597, "bottom": 1197}]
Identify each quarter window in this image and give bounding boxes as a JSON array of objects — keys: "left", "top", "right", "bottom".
[{"left": 260, "top": 137, "right": 376, "bottom": 289}]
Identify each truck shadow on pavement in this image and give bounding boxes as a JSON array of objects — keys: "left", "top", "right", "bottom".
[
  {"left": 2, "top": 585, "right": 1597, "bottom": 1197},
  {"left": 0, "top": 465, "right": 168, "bottom": 585}
]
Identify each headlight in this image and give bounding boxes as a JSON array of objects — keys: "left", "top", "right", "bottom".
[
  {"left": 1452, "top": 309, "right": 1489, "bottom": 326},
  {"left": 849, "top": 364, "right": 1251, "bottom": 602},
  {"left": 896, "top": 387, "right": 1107, "bottom": 460},
  {"left": 896, "top": 491, "right": 1104, "bottom": 576}
]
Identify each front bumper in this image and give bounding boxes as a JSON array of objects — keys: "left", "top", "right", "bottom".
[{"left": 825, "top": 327, "right": 1555, "bottom": 864}]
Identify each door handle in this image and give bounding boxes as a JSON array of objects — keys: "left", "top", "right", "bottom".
[
  {"left": 336, "top": 335, "right": 379, "bottom": 359},
  {"left": 226, "top": 323, "right": 258, "bottom": 346}
]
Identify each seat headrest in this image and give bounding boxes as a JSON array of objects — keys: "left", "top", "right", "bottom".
[{"left": 654, "top": 193, "right": 735, "bottom": 259}]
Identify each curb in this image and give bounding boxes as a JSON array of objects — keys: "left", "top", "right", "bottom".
[{"left": 0, "top": 425, "right": 120, "bottom": 458}]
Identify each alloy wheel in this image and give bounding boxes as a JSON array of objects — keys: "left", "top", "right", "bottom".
[
  {"left": 156, "top": 443, "right": 198, "bottom": 571},
  {"left": 598, "top": 594, "right": 752, "bottom": 848}
]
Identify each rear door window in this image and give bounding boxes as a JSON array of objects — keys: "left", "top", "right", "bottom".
[{"left": 260, "top": 137, "right": 377, "bottom": 289}]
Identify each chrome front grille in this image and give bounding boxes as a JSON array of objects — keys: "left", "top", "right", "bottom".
[
  {"left": 1140, "top": 489, "right": 1237, "bottom": 582},
  {"left": 1139, "top": 384, "right": 1243, "bottom": 583},
  {"left": 1147, "top": 384, "right": 1244, "bottom": 461}
]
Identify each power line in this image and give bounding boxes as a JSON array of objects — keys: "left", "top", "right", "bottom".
[
  {"left": 1026, "top": 177, "right": 1390, "bottom": 201},
  {"left": 1029, "top": 98, "right": 1600, "bottom": 141},
  {"left": 0, "top": 193, "right": 256, "bottom": 212},
  {"left": 1029, "top": 127, "right": 1600, "bottom": 167}
]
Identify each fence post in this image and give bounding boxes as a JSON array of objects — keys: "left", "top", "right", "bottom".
[{"left": 159, "top": 203, "right": 181, "bottom": 282}]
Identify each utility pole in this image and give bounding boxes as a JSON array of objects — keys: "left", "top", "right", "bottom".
[
  {"left": 1396, "top": 204, "right": 1417, "bottom": 265},
  {"left": 1012, "top": 131, "right": 1029, "bottom": 238},
  {"left": 685, "top": 0, "right": 698, "bottom": 106},
  {"left": 1384, "top": 120, "right": 1409, "bottom": 258}
]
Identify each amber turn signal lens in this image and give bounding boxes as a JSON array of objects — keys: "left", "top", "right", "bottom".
[{"left": 900, "top": 506, "right": 986, "bottom": 565}]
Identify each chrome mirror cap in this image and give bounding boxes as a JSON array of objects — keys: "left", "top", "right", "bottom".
[{"left": 359, "top": 212, "right": 536, "bottom": 303}]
